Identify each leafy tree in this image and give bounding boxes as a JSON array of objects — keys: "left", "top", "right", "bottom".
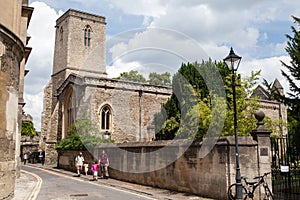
[
  {"left": 177, "top": 70, "right": 262, "bottom": 139},
  {"left": 155, "top": 60, "right": 231, "bottom": 140},
  {"left": 268, "top": 16, "right": 300, "bottom": 154},
  {"left": 116, "top": 70, "right": 172, "bottom": 86},
  {"left": 282, "top": 17, "right": 300, "bottom": 153},
  {"left": 281, "top": 16, "right": 300, "bottom": 99},
  {"left": 222, "top": 71, "right": 261, "bottom": 136},
  {"left": 148, "top": 72, "right": 171, "bottom": 85},
  {"left": 161, "top": 114, "right": 180, "bottom": 140},
  {"left": 55, "top": 132, "right": 85, "bottom": 151},
  {"left": 176, "top": 97, "right": 214, "bottom": 140},
  {"left": 56, "top": 116, "right": 110, "bottom": 151},
  {"left": 21, "top": 121, "right": 37, "bottom": 137},
  {"left": 155, "top": 59, "right": 274, "bottom": 140},
  {"left": 116, "top": 70, "right": 147, "bottom": 83}
]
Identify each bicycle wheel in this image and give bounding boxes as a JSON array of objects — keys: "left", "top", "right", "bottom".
[
  {"left": 263, "top": 186, "right": 273, "bottom": 200},
  {"left": 228, "top": 184, "right": 248, "bottom": 200}
]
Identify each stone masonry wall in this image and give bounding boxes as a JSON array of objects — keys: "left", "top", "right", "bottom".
[
  {"left": 58, "top": 135, "right": 272, "bottom": 199},
  {"left": 40, "top": 80, "right": 59, "bottom": 165},
  {"left": 0, "top": 25, "right": 24, "bottom": 199},
  {"left": 85, "top": 77, "right": 172, "bottom": 143},
  {"left": 259, "top": 100, "right": 288, "bottom": 136},
  {"left": 53, "top": 9, "right": 106, "bottom": 77}
]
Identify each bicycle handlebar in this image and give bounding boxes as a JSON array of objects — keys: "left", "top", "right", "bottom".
[{"left": 254, "top": 172, "right": 271, "bottom": 179}]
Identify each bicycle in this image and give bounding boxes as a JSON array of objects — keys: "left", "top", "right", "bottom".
[{"left": 228, "top": 172, "right": 273, "bottom": 200}]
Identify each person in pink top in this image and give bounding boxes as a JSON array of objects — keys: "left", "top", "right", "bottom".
[{"left": 91, "top": 160, "right": 100, "bottom": 181}]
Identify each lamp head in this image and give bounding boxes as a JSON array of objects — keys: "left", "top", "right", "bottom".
[{"left": 223, "top": 47, "right": 242, "bottom": 71}]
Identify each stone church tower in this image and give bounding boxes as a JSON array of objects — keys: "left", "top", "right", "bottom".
[
  {"left": 50, "top": 9, "right": 108, "bottom": 142},
  {"left": 41, "top": 9, "right": 172, "bottom": 164},
  {"left": 52, "top": 9, "right": 107, "bottom": 80}
]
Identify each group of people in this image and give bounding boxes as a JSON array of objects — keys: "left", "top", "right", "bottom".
[
  {"left": 22, "top": 150, "right": 45, "bottom": 165},
  {"left": 75, "top": 151, "right": 109, "bottom": 181}
]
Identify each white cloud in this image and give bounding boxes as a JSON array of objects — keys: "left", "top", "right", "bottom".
[
  {"left": 107, "top": 28, "right": 208, "bottom": 74},
  {"left": 107, "top": 59, "right": 142, "bottom": 78},
  {"left": 105, "top": 0, "right": 299, "bottom": 93},
  {"left": 24, "top": 92, "right": 44, "bottom": 131},
  {"left": 270, "top": 42, "right": 287, "bottom": 57},
  {"left": 25, "top": 0, "right": 300, "bottom": 130},
  {"left": 110, "top": 0, "right": 167, "bottom": 17},
  {"left": 241, "top": 56, "right": 291, "bottom": 94}
]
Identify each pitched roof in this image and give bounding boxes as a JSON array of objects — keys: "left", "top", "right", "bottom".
[
  {"left": 251, "top": 85, "right": 271, "bottom": 100},
  {"left": 272, "top": 78, "right": 283, "bottom": 89}
]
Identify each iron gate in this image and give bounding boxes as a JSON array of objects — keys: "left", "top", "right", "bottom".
[{"left": 271, "top": 137, "right": 300, "bottom": 199}]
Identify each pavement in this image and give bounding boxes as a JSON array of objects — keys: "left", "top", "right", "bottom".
[{"left": 14, "top": 163, "right": 213, "bottom": 200}]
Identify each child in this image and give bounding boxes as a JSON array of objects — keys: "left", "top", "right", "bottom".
[
  {"left": 91, "top": 160, "right": 100, "bottom": 181},
  {"left": 83, "top": 162, "right": 89, "bottom": 176}
]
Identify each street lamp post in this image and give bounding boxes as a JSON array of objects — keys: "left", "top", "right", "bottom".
[{"left": 224, "top": 47, "right": 243, "bottom": 200}]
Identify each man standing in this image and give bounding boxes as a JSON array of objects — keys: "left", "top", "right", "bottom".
[
  {"left": 75, "top": 152, "right": 84, "bottom": 177},
  {"left": 100, "top": 150, "right": 109, "bottom": 179},
  {"left": 23, "top": 153, "right": 28, "bottom": 165},
  {"left": 39, "top": 150, "right": 45, "bottom": 165}
]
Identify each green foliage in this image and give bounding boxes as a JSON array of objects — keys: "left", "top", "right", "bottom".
[
  {"left": 281, "top": 16, "right": 300, "bottom": 154},
  {"left": 156, "top": 60, "right": 230, "bottom": 140},
  {"left": 116, "top": 70, "right": 172, "bottom": 86},
  {"left": 281, "top": 16, "right": 300, "bottom": 99},
  {"left": 287, "top": 111, "right": 300, "bottom": 155},
  {"left": 155, "top": 59, "right": 268, "bottom": 140},
  {"left": 56, "top": 116, "right": 110, "bottom": 151},
  {"left": 161, "top": 114, "right": 180, "bottom": 140},
  {"left": 222, "top": 71, "right": 261, "bottom": 136},
  {"left": 148, "top": 72, "right": 171, "bottom": 85},
  {"left": 66, "top": 116, "right": 98, "bottom": 137},
  {"left": 116, "top": 70, "right": 147, "bottom": 83},
  {"left": 176, "top": 98, "right": 212, "bottom": 140},
  {"left": 263, "top": 16, "right": 300, "bottom": 154},
  {"left": 56, "top": 132, "right": 85, "bottom": 151},
  {"left": 21, "top": 121, "right": 37, "bottom": 137}
]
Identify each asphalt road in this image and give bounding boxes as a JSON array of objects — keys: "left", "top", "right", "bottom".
[{"left": 23, "top": 166, "right": 156, "bottom": 200}]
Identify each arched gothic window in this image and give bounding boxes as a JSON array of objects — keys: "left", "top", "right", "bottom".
[
  {"left": 100, "top": 105, "right": 112, "bottom": 131},
  {"left": 84, "top": 25, "right": 91, "bottom": 47},
  {"left": 63, "top": 87, "right": 75, "bottom": 139}
]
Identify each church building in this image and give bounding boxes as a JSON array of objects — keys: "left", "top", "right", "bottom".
[
  {"left": 40, "top": 9, "right": 172, "bottom": 164},
  {"left": 251, "top": 79, "right": 288, "bottom": 136},
  {"left": 40, "top": 9, "right": 288, "bottom": 165}
]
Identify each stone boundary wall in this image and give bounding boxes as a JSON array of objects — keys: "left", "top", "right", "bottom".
[
  {"left": 58, "top": 135, "right": 272, "bottom": 199},
  {"left": 58, "top": 150, "right": 95, "bottom": 173}
]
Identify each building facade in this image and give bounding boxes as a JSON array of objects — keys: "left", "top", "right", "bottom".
[
  {"left": 40, "top": 9, "right": 172, "bottom": 164},
  {"left": 41, "top": 9, "right": 288, "bottom": 165},
  {"left": 251, "top": 79, "right": 288, "bottom": 136},
  {"left": 0, "top": 0, "right": 33, "bottom": 199}
]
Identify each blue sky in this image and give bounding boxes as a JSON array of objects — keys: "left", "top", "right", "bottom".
[{"left": 25, "top": 0, "right": 299, "bottom": 130}]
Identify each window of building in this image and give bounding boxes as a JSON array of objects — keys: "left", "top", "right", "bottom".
[
  {"left": 84, "top": 25, "right": 91, "bottom": 47},
  {"left": 100, "top": 105, "right": 112, "bottom": 131},
  {"left": 63, "top": 87, "right": 75, "bottom": 139},
  {"left": 60, "top": 27, "right": 63, "bottom": 41}
]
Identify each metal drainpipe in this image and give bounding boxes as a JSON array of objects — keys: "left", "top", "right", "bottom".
[
  {"left": 278, "top": 102, "right": 283, "bottom": 136},
  {"left": 139, "top": 90, "right": 143, "bottom": 141}
]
